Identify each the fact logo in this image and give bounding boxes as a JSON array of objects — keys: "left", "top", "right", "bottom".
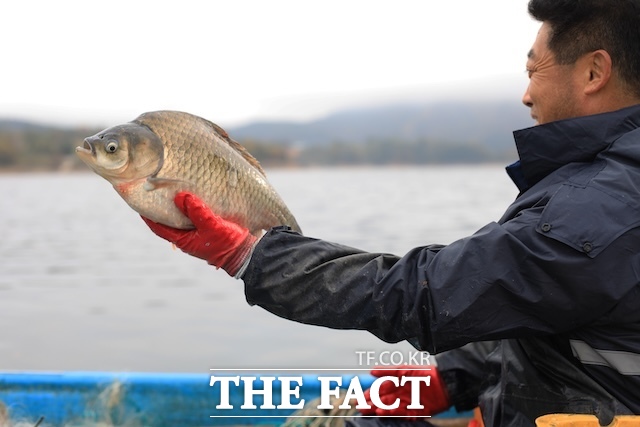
[{"left": 209, "top": 372, "right": 432, "bottom": 412}]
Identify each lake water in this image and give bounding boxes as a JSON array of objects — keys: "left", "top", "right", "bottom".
[{"left": 0, "top": 166, "right": 517, "bottom": 373}]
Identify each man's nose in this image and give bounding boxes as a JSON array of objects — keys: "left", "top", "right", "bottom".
[{"left": 522, "top": 85, "right": 533, "bottom": 108}]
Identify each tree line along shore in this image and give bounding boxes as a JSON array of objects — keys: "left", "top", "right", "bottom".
[{"left": 0, "top": 125, "right": 515, "bottom": 172}]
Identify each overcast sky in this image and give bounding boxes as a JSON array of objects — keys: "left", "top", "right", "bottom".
[{"left": 1, "top": 0, "right": 541, "bottom": 128}]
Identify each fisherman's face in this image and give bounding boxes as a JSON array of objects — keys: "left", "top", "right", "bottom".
[{"left": 522, "top": 23, "right": 584, "bottom": 125}]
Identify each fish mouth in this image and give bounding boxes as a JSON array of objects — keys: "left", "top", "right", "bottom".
[{"left": 75, "top": 139, "right": 95, "bottom": 157}]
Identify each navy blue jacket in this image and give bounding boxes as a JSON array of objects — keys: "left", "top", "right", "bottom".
[{"left": 242, "top": 105, "right": 640, "bottom": 426}]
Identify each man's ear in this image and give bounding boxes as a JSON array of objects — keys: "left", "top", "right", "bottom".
[{"left": 583, "top": 49, "right": 613, "bottom": 95}]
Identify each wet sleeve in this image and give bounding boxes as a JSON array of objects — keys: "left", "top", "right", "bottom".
[
  {"left": 242, "top": 210, "right": 637, "bottom": 353},
  {"left": 243, "top": 226, "right": 430, "bottom": 345}
]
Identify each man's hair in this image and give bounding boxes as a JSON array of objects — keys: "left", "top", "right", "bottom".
[{"left": 528, "top": 0, "right": 640, "bottom": 97}]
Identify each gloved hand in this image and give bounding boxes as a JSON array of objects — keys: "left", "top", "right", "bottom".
[
  {"left": 141, "top": 192, "right": 257, "bottom": 276},
  {"left": 360, "top": 365, "right": 450, "bottom": 419}
]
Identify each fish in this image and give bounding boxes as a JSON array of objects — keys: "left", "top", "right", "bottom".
[{"left": 75, "top": 110, "right": 301, "bottom": 235}]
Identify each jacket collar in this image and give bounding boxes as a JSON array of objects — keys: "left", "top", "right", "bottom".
[{"left": 506, "top": 104, "right": 640, "bottom": 192}]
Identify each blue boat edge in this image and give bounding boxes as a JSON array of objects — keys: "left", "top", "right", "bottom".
[{"left": 0, "top": 371, "right": 473, "bottom": 426}]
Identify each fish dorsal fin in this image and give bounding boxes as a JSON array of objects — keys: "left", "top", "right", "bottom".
[{"left": 203, "top": 119, "right": 267, "bottom": 176}]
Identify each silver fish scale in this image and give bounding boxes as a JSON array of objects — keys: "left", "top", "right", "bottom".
[{"left": 136, "top": 111, "right": 301, "bottom": 234}]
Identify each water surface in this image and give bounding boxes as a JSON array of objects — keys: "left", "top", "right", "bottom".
[{"left": 0, "top": 166, "right": 517, "bottom": 372}]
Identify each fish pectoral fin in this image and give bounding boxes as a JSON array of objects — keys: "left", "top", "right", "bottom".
[{"left": 143, "top": 177, "right": 190, "bottom": 191}]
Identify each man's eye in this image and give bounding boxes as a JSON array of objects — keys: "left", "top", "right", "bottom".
[{"left": 525, "top": 68, "right": 534, "bottom": 78}]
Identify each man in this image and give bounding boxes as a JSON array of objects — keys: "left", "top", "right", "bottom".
[{"left": 143, "top": 0, "right": 640, "bottom": 425}]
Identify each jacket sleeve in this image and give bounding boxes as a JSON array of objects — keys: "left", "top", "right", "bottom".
[
  {"left": 242, "top": 207, "right": 638, "bottom": 353},
  {"left": 242, "top": 226, "right": 440, "bottom": 348}
]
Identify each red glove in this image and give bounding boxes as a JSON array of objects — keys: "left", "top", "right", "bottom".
[
  {"left": 360, "top": 365, "right": 450, "bottom": 419},
  {"left": 141, "top": 192, "right": 257, "bottom": 276}
]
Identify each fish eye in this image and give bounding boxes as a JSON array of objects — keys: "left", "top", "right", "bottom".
[{"left": 105, "top": 141, "right": 119, "bottom": 153}]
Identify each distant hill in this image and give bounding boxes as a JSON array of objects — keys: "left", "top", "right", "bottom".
[
  {"left": 229, "top": 99, "right": 534, "bottom": 152},
  {"left": 0, "top": 119, "right": 58, "bottom": 132},
  {"left": 0, "top": 99, "right": 534, "bottom": 171},
  {"left": 0, "top": 121, "right": 101, "bottom": 171}
]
